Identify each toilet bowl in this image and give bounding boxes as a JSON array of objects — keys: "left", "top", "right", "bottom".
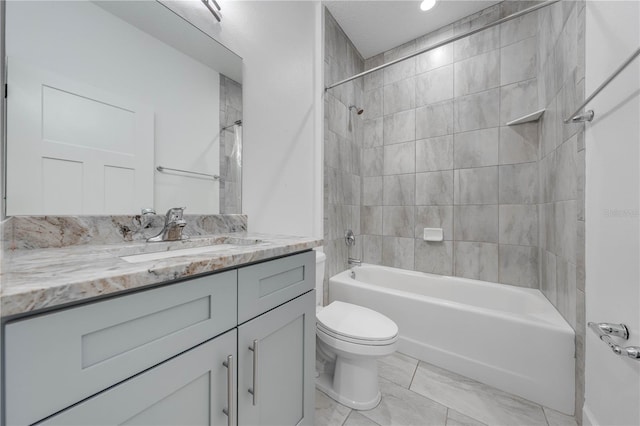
[{"left": 314, "top": 251, "right": 398, "bottom": 410}]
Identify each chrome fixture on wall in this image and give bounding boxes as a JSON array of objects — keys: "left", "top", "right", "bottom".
[
  {"left": 588, "top": 322, "right": 640, "bottom": 360},
  {"left": 202, "top": 0, "right": 222, "bottom": 22},
  {"left": 221, "top": 120, "right": 243, "bottom": 132},
  {"left": 345, "top": 229, "right": 356, "bottom": 246},
  {"left": 564, "top": 47, "right": 640, "bottom": 124},
  {"left": 349, "top": 105, "right": 364, "bottom": 115}
]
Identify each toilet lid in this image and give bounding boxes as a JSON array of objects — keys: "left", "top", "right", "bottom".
[{"left": 316, "top": 301, "right": 398, "bottom": 342}]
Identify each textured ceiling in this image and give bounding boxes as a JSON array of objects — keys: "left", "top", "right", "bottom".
[{"left": 324, "top": 0, "right": 501, "bottom": 59}]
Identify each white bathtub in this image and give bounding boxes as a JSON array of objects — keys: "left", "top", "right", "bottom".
[{"left": 329, "top": 264, "right": 575, "bottom": 414}]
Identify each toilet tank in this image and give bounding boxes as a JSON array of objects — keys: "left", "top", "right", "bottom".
[{"left": 315, "top": 250, "right": 326, "bottom": 306}]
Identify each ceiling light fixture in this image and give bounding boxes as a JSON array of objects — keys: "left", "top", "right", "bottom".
[{"left": 420, "top": 0, "right": 437, "bottom": 12}]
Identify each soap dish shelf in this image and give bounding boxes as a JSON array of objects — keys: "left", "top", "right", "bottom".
[{"left": 505, "top": 108, "right": 545, "bottom": 126}]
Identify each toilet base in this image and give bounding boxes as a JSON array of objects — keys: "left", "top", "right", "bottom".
[{"left": 315, "top": 356, "right": 381, "bottom": 410}]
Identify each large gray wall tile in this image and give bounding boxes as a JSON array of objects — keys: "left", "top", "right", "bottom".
[
  {"left": 384, "top": 110, "right": 416, "bottom": 145},
  {"left": 454, "top": 205, "right": 499, "bottom": 242},
  {"left": 361, "top": 206, "right": 383, "bottom": 235},
  {"left": 453, "top": 128, "right": 499, "bottom": 168},
  {"left": 382, "top": 236, "right": 415, "bottom": 270},
  {"left": 362, "top": 176, "right": 383, "bottom": 206},
  {"left": 416, "top": 100, "right": 454, "bottom": 139},
  {"left": 416, "top": 65, "right": 454, "bottom": 106},
  {"left": 454, "top": 50, "right": 500, "bottom": 97},
  {"left": 364, "top": 87, "right": 383, "bottom": 119},
  {"left": 383, "top": 206, "right": 415, "bottom": 238},
  {"left": 454, "top": 167, "right": 498, "bottom": 204},
  {"left": 555, "top": 200, "right": 577, "bottom": 263},
  {"left": 362, "top": 234, "right": 383, "bottom": 264},
  {"left": 500, "top": 9, "right": 538, "bottom": 46},
  {"left": 416, "top": 44, "right": 453, "bottom": 74},
  {"left": 501, "top": 36, "right": 537, "bottom": 85},
  {"left": 499, "top": 245, "right": 539, "bottom": 288},
  {"left": 454, "top": 241, "right": 499, "bottom": 282},
  {"left": 416, "top": 135, "right": 454, "bottom": 172},
  {"left": 453, "top": 25, "right": 500, "bottom": 62},
  {"left": 384, "top": 141, "right": 416, "bottom": 175},
  {"left": 499, "top": 163, "right": 538, "bottom": 204},
  {"left": 362, "top": 147, "right": 383, "bottom": 177},
  {"left": 454, "top": 89, "right": 500, "bottom": 132},
  {"left": 363, "top": 118, "right": 383, "bottom": 148},
  {"left": 384, "top": 78, "right": 416, "bottom": 115},
  {"left": 415, "top": 240, "right": 454, "bottom": 275},
  {"left": 416, "top": 171, "right": 454, "bottom": 205},
  {"left": 499, "top": 204, "right": 538, "bottom": 246},
  {"left": 384, "top": 57, "right": 416, "bottom": 86},
  {"left": 384, "top": 174, "right": 416, "bottom": 206}
]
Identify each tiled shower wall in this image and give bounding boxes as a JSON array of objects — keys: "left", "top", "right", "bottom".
[
  {"left": 323, "top": 11, "right": 364, "bottom": 304},
  {"left": 324, "top": 1, "right": 586, "bottom": 419},
  {"left": 536, "top": 1, "right": 586, "bottom": 420},
  {"left": 219, "top": 75, "right": 243, "bottom": 214},
  {"left": 359, "top": 2, "right": 541, "bottom": 287}
]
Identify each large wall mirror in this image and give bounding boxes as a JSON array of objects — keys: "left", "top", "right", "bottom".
[{"left": 4, "top": 0, "right": 243, "bottom": 216}]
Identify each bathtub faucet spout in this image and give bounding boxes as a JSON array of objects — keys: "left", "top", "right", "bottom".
[{"left": 348, "top": 257, "right": 362, "bottom": 267}]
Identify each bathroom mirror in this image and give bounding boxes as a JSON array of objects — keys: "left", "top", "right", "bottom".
[{"left": 3, "top": 0, "right": 243, "bottom": 216}]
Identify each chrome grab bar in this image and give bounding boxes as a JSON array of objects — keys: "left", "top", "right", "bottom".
[{"left": 588, "top": 322, "right": 640, "bottom": 360}]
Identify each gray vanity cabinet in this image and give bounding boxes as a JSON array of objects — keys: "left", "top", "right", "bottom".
[
  {"left": 38, "top": 329, "right": 237, "bottom": 426},
  {"left": 2, "top": 250, "right": 316, "bottom": 426},
  {"left": 238, "top": 291, "right": 315, "bottom": 426}
]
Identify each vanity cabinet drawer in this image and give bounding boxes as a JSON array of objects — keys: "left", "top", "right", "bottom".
[
  {"left": 4, "top": 270, "right": 237, "bottom": 426},
  {"left": 238, "top": 251, "right": 314, "bottom": 323}
]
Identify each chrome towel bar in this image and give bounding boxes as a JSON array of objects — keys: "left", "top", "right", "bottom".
[
  {"left": 156, "top": 166, "right": 220, "bottom": 180},
  {"left": 588, "top": 322, "right": 640, "bottom": 360}
]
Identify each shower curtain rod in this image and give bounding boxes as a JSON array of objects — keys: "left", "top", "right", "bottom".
[{"left": 325, "top": 0, "right": 561, "bottom": 91}]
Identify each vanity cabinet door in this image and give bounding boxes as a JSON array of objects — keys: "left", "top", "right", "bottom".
[
  {"left": 38, "top": 329, "right": 237, "bottom": 426},
  {"left": 237, "top": 290, "right": 315, "bottom": 426}
]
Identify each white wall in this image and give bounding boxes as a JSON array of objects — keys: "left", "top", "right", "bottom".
[
  {"left": 218, "top": 1, "right": 323, "bottom": 237},
  {"left": 584, "top": 1, "right": 640, "bottom": 425},
  {"left": 164, "top": 1, "right": 324, "bottom": 237},
  {"left": 6, "top": 0, "right": 221, "bottom": 214}
]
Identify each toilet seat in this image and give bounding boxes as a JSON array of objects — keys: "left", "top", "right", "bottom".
[{"left": 316, "top": 301, "right": 398, "bottom": 345}]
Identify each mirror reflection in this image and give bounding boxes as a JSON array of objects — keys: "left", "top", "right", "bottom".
[{"left": 4, "top": 0, "right": 243, "bottom": 216}]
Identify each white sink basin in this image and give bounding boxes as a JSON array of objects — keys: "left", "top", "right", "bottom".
[{"left": 120, "top": 244, "right": 236, "bottom": 264}]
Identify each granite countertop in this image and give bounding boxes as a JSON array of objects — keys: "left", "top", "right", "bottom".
[{"left": 1, "top": 232, "right": 322, "bottom": 318}]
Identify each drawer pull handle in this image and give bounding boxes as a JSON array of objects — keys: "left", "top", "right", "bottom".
[
  {"left": 222, "top": 355, "right": 235, "bottom": 426},
  {"left": 248, "top": 339, "right": 259, "bottom": 406}
]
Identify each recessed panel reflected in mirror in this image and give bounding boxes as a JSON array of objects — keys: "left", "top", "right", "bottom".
[{"left": 4, "top": 0, "right": 242, "bottom": 216}]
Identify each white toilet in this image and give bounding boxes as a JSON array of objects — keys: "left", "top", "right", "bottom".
[{"left": 314, "top": 251, "right": 398, "bottom": 410}]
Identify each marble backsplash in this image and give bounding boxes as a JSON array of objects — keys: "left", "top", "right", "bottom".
[{"left": 1, "top": 214, "right": 248, "bottom": 250}]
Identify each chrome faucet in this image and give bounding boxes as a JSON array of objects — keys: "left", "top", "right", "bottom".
[
  {"left": 348, "top": 257, "right": 362, "bottom": 267},
  {"left": 147, "top": 207, "right": 187, "bottom": 242}
]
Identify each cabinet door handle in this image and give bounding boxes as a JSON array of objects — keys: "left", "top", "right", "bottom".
[
  {"left": 222, "top": 355, "right": 235, "bottom": 426},
  {"left": 247, "top": 339, "right": 259, "bottom": 406}
]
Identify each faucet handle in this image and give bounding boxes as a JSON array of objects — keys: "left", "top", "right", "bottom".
[
  {"left": 141, "top": 208, "right": 156, "bottom": 216},
  {"left": 165, "top": 207, "right": 186, "bottom": 222}
]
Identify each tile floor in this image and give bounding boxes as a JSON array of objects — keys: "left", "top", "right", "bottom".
[{"left": 315, "top": 352, "right": 578, "bottom": 426}]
